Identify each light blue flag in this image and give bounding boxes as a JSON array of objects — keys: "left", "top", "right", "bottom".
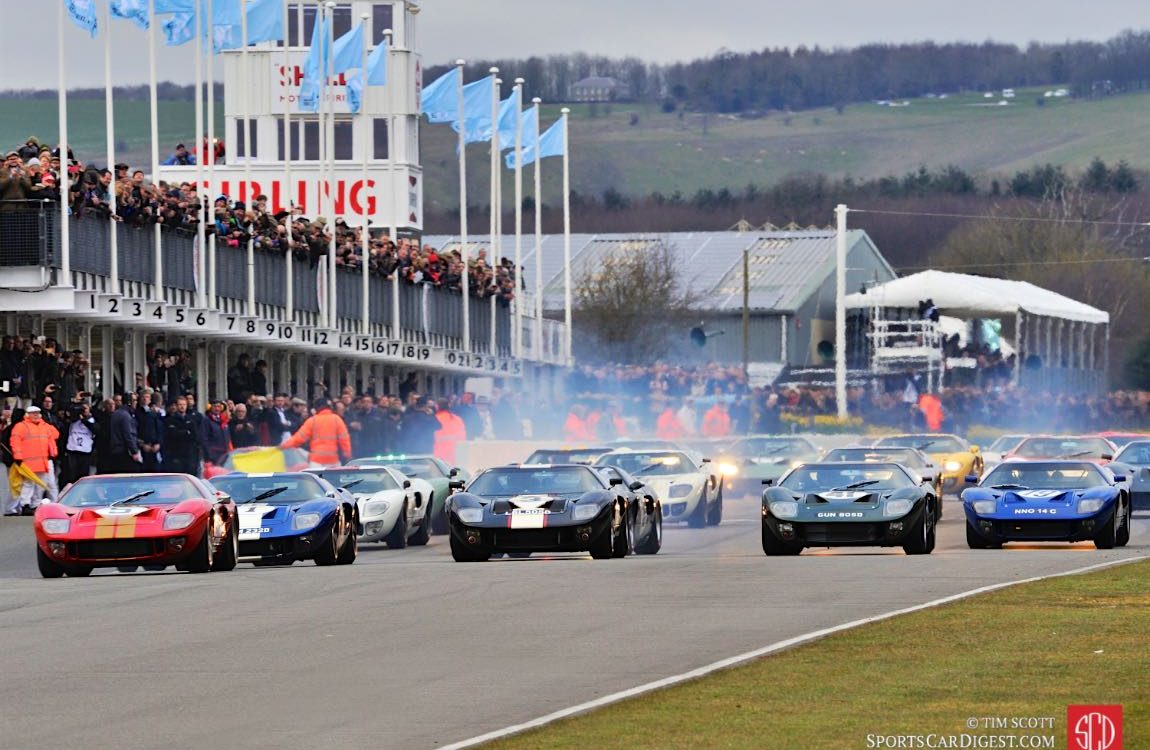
[
  {"left": 420, "top": 67, "right": 462, "bottom": 123},
  {"left": 366, "top": 37, "right": 388, "bottom": 86},
  {"left": 534, "top": 116, "right": 567, "bottom": 160},
  {"left": 504, "top": 105, "right": 540, "bottom": 169},
  {"left": 110, "top": 0, "right": 149, "bottom": 29},
  {"left": 495, "top": 88, "right": 522, "bottom": 147},
  {"left": 460, "top": 76, "right": 495, "bottom": 124},
  {"left": 64, "top": 0, "right": 98, "bottom": 38},
  {"left": 154, "top": 0, "right": 194, "bottom": 11},
  {"left": 211, "top": 0, "right": 241, "bottom": 26},
  {"left": 298, "top": 10, "right": 328, "bottom": 112},
  {"left": 162, "top": 12, "right": 195, "bottom": 45},
  {"left": 346, "top": 71, "right": 363, "bottom": 114},
  {"left": 245, "top": 0, "right": 284, "bottom": 44},
  {"left": 331, "top": 24, "right": 364, "bottom": 75},
  {"left": 451, "top": 88, "right": 520, "bottom": 147}
]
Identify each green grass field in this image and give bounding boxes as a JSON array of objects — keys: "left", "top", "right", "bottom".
[
  {"left": 482, "top": 558, "right": 1150, "bottom": 750},
  {"left": 5, "top": 87, "right": 1150, "bottom": 208}
]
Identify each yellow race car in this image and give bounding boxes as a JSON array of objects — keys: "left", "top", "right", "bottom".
[{"left": 874, "top": 434, "right": 982, "bottom": 497}]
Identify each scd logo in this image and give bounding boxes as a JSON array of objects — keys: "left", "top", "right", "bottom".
[{"left": 1068, "top": 705, "right": 1122, "bottom": 750}]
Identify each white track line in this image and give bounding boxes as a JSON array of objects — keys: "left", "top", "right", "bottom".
[{"left": 438, "top": 555, "right": 1146, "bottom": 750}]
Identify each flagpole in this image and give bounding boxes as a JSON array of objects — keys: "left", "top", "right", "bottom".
[
  {"left": 149, "top": 0, "right": 163, "bottom": 299},
  {"left": 512, "top": 78, "right": 523, "bottom": 359},
  {"left": 56, "top": 1, "right": 70, "bottom": 281},
  {"left": 325, "top": 1, "right": 337, "bottom": 333},
  {"left": 207, "top": 0, "right": 217, "bottom": 306},
  {"left": 243, "top": 0, "right": 256, "bottom": 315},
  {"left": 385, "top": 29, "right": 398, "bottom": 340},
  {"left": 456, "top": 58, "right": 469, "bottom": 353},
  {"left": 561, "top": 107, "right": 572, "bottom": 364},
  {"left": 531, "top": 97, "right": 542, "bottom": 359},
  {"left": 194, "top": 1, "right": 207, "bottom": 308},
  {"left": 359, "top": 12, "right": 370, "bottom": 336},
  {"left": 488, "top": 69, "right": 500, "bottom": 356},
  {"left": 283, "top": 0, "right": 295, "bottom": 324},
  {"left": 103, "top": 0, "right": 119, "bottom": 295}
]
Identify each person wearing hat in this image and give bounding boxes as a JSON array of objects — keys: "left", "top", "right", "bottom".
[
  {"left": 0, "top": 151, "right": 31, "bottom": 207},
  {"left": 106, "top": 393, "right": 143, "bottom": 474},
  {"left": 9, "top": 404, "right": 59, "bottom": 513},
  {"left": 280, "top": 397, "right": 351, "bottom": 468}
]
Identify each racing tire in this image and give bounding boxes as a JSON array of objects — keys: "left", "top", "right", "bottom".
[
  {"left": 687, "top": 488, "right": 708, "bottom": 529},
  {"left": 1116, "top": 501, "right": 1131, "bottom": 547},
  {"left": 211, "top": 524, "right": 239, "bottom": 572},
  {"left": 706, "top": 493, "right": 723, "bottom": 527},
  {"left": 612, "top": 507, "right": 631, "bottom": 558},
  {"left": 65, "top": 566, "right": 93, "bottom": 577},
  {"left": 1093, "top": 506, "right": 1118, "bottom": 550},
  {"left": 336, "top": 522, "right": 358, "bottom": 565},
  {"left": 634, "top": 506, "right": 662, "bottom": 555},
  {"left": 965, "top": 522, "right": 1001, "bottom": 549},
  {"left": 449, "top": 533, "right": 490, "bottom": 562},
  {"left": 589, "top": 526, "right": 615, "bottom": 560},
  {"left": 314, "top": 516, "right": 342, "bottom": 566},
  {"left": 430, "top": 495, "right": 449, "bottom": 535},
  {"left": 903, "top": 506, "right": 935, "bottom": 555},
  {"left": 185, "top": 525, "right": 215, "bottom": 573},
  {"left": 761, "top": 524, "right": 802, "bottom": 556},
  {"left": 37, "top": 547, "right": 66, "bottom": 578},
  {"left": 385, "top": 504, "right": 409, "bottom": 550},
  {"left": 408, "top": 505, "right": 431, "bottom": 547}
]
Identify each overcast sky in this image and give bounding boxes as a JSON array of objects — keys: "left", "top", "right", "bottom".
[{"left": 0, "top": 0, "right": 1143, "bottom": 89}]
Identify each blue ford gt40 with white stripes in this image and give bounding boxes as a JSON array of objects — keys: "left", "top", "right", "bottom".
[{"left": 961, "top": 461, "right": 1132, "bottom": 549}]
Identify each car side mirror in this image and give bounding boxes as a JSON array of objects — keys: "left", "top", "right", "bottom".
[
  {"left": 761, "top": 479, "right": 774, "bottom": 487},
  {"left": 1112, "top": 474, "right": 1127, "bottom": 483},
  {"left": 609, "top": 476, "right": 623, "bottom": 486},
  {"left": 403, "top": 479, "right": 411, "bottom": 489},
  {"left": 449, "top": 468, "right": 460, "bottom": 478},
  {"left": 701, "top": 457, "right": 711, "bottom": 463},
  {"left": 1101, "top": 453, "right": 1113, "bottom": 461},
  {"left": 964, "top": 474, "right": 978, "bottom": 485},
  {"left": 449, "top": 479, "right": 465, "bottom": 491},
  {"left": 628, "top": 481, "right": 643, "bottom": 491},
  {"left": 970, "top": 446, "right": 980, "bottom": 454},
  {"left": 921, "top": 476, "right": 933, "bottom": 484}
]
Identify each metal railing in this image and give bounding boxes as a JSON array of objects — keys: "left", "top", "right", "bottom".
[{"left": 3, "top": 200, "right": 528, "bottom": 359}]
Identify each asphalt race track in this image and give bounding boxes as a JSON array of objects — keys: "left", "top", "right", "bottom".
[{"left": 0, "top": 500, "right": 1145, "bottom": 750}]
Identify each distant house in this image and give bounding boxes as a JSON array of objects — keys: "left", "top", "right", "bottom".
[{"left": 570, "top": 76, "right": 629, "bottom": 102}]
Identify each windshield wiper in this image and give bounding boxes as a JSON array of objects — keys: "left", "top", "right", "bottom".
[
  {"left": 241, "top": 486, "right": 288, "bottom": 504},
  {"left": 637, "top": 462, "right": 667, "bottom": 475},
  {"left": 914, "top": 442, "right": 935, "bottom": 451},
  {"left": 1056, "top": 451, "right": 1094, "bottom": 459},
  {"left": 340, "top": 479, "right": 364, "bottom": 491},
  {"left": 110, "top": 490, "right": 154, "bottom": 507},
  {"left": 829, "top": 480, "right": 879, "bottom": 491},
  {"left": 991, "top": 483, "right": 1029, "bottom": 490}
]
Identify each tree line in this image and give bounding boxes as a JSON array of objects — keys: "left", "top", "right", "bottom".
[{"left": 433, "top": 29, "right": 1150, "bottom": 113}]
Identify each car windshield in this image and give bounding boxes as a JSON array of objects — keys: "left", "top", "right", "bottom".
[
  {"left": 348, "top": 456, "right": 445, "bottom": 479},
  {"left": 524, "top": 449, "right": 609, "bottom": 465},
  {"left": 60, "top": 475, "right": 202, "bottom": 507},
  {"left": 596, "top": 452, "right": 697, "bottom": 476},
  {"left": 728, "top": 437, "right": 815, "bottom": 458},
  {"left": 779, "top": 463, "right": 914, "bottom": 492},
  {"left": 987, "top": 435, "right": 1027, "bottom": 453},
  {"left": 878, "top": 435, "right": 966, "bottom": 452},
  {"left": 1113, "top": 441, "right": 1150, "bottom": 465},
  {"left": 981, "top": 462, "right": 1106, "bottom": 489},
  {"left": 209, "top": 474, "right": 328, "bottom": 504},
  {"left": 468, "top": 467, "right": 605, "bottom": 496},
  {"left": 310, "top": 469, "right": 398, "bottom": 493},
  {"left": 1012, "top": 437, "right": 1112, "bottom": 459},
  {"left": 823, "top": 448, "right": 925, "bottom": 468}
]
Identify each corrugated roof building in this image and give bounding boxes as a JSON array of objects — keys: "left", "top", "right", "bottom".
[{"left": 422, "top": 230, "right": 896, "bottom": 367}]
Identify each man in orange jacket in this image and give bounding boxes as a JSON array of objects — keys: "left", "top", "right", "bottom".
[
  {"left": 701, "top": 400, "right": 732, "bottom": 438},
  {"left": 434, "top": 399, "right": 467, "bottom": 464},
  {"left": 655, "top": 405, "right": 687, "bottom": 440},
  {"left": 280, "top": 397, "right": 352, "bottom": 468},
  {"left": 563, "top": 405, "right": 596, "bottom": 442},
  {"left": 9, "top": 405, "right": 59, "bottom": 514}
]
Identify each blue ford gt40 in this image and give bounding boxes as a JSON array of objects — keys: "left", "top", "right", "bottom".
[{"left": 961, "top": 461, "right": 1132, "bottom": 549}]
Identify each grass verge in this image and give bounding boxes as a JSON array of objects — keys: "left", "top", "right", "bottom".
[{"left": 482, "top": 558, "right": 1150, "bottom": 749}]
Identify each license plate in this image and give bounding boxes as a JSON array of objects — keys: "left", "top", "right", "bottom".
[{"left": 509, "top": 509, "right": 548, "bottom": 529}]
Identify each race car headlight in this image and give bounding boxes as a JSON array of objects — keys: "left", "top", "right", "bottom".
[
  {"left": 718, "top": 462, "right": 739, "bottom": 476},
  {"left": 365, "top": 500, "right": 390, "bottom": 517},
  {"left": 1078, "top": 499, "right": 1105, "bottom": 514},
  {"left": 293, "top": 512, "right": 322, "bottom": 530},
  {"left": 668, "top": 484, "right": 693, "bottom": 498},
  {"left": 883, "top": 499, "right": 913, "bottom": 518},
  {"left": 944, "top": 460, "right": 963, "bottom": 473},
  {"left": 573, "top": 504, "right": 603, "bottom": 521},
  {"left": 768, "top": 501, "right": 799, "bottom": 519},
  {"left": 456, "top": 507, "right": 484, "bottom": 524},
  {"left": 41, "top": 519, "right": 70, "bottom": 535},
  {"left": 971, "top": 500, "right": 997, "bottom": 515},
  {"left": 163, "top": 513, "right": 196, "bottom": 530}
]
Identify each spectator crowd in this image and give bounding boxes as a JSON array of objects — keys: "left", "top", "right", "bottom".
[{"left": 2, "top": 136, "right": 517, "bottom": 303}]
